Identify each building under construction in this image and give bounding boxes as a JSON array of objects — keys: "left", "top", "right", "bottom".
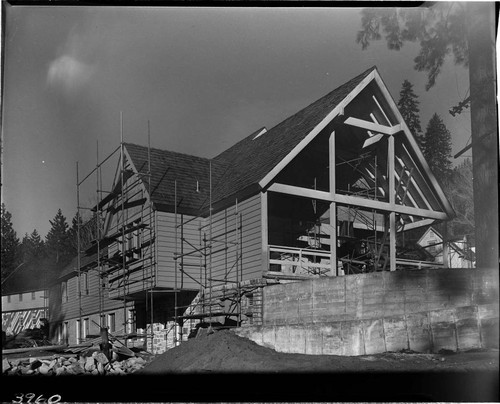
[{"left": 49, "top": 66, "right": 456, "bottom": 353}]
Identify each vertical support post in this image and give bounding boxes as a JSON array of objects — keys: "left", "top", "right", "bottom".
[
  {"left": 100, "top": 327, "right": 111, "bottom": 361},
  {"left": 388, "top": 134, "right": 396, "bottom": 272},
  {"left": 76, "top": 162, "right": 82, "bottom": 344},
  {"left": 174, "top": 180, "right": 178, "bottom": 345},
  {"left": 147, "top": 129, "right": 154, "bottom": 344},
  {"left": 329, "top": 130, "right": 337, "bottom": 276},
  {"left": 389, "top": 212, "right": 396, "bottom": 271},
  {"left": 120, "top": 116, "right": 127, "bottom": 339},
  {"left": 261, "top": 192, "right": 269, "bottom": 273},
  {"left": 96, "top": 140, "right": 103, "bottom": 325},
  {"left": 208, "top": 161, "right": 213, "bottom": 325}
]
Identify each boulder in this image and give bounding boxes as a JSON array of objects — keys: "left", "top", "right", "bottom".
[
  {"left": 30, "top": 360, "right": 42, "bottom": 370},
  {"left": 94, "top": 352, "right": 109, "bottom": 365},
  {"left": 38, "top": 363, "right": 50, "bottom": 375},
  {"left": 2, "top": 359, "right": 11, "bottom": 373},
  {"left": 84, "top": 356, "right": 95, "bottom": 372},
  {"left": 55, "top": 366, "right": 67, "bottom": 376}
]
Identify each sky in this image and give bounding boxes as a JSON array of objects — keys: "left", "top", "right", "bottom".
[{"left": 1, "top": 5, "right": 472, "bottom": 239}]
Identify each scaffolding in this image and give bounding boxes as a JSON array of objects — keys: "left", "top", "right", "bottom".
[
  {"left": 172, "top": 163, "right": 244, "bottom": 343},
  {"left": 75, "top": 122, "right": 156, "bottom": 349}
]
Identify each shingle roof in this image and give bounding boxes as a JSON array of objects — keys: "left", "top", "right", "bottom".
[
  {"left": 212, "top": 66, "right": 376, "bottom": 202},
  {"left": 125, "top": 66, "right": 376, "bottom": 214},
  {"left": 124, "top": 143, "right": 229, "bottom": 215}
]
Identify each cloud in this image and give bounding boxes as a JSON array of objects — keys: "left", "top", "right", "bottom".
[{"left": 47, "top": 55, "right": 94, "bottom": 95}]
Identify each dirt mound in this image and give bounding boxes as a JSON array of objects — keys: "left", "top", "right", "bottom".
[
  {"left": 138, "top": 328, "right": 499, "bottom": 374},
  {"left": 139, "top": 329, "right": 285, "bottom": 373}
]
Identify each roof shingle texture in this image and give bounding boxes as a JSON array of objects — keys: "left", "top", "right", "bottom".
[{"left": 125, "top": 66, "right": 376, "bottom": 214}]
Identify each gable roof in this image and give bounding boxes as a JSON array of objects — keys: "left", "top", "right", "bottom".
[
  {"left": 124, "top": 143, "right": 229, "bottom": 215},
  {"left": 123, "top": 65, "right": 452, "bottom": 219},
  {"left": 211, "top": 66, "right": 377, "bottom": 203},
  {"left": 417, "top": 227, "right": 474, "bottom": 259}
]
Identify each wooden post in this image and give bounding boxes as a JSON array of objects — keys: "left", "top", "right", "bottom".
[
  {"left": 329, "top": 130, "right": 337, "bottom": 276},
  {"left": 389, "top": 212, "right": 396, "bottom": 271},
  {"left": 100, "top": 327, "right": 111, "bottom": 360},
  {"left": 388, "top": 134, "right": 396, "bottom": 271},
  {"left": 261, "top": 191, "right": 269, "bottom": 274}
]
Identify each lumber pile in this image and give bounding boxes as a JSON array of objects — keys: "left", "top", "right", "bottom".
[
  {"left": 2, "top": 351, "right": 149, "bottom": 376},
  {"left": 3, "top": 321, "right": 50, "bottom": 349}
]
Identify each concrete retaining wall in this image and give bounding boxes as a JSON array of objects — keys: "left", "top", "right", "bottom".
[{"left": 235, "top": 268, "right": 498, "bottom": 355}]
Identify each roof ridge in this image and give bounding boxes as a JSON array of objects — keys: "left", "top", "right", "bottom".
[
  {"left": 212, "top": 65, "right": 377, "bottom": 164},
  {"left": 124, "top": 142, "right": 211, "bottom": 162}
]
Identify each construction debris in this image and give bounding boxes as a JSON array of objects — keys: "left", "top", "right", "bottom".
[
  {"left": 2, "top": 350, "right": 151, "bottom": 376},
  {"left": 3, "top": 328, "right": 154, "bottom": 376},
  {"left": 2, "top": 320, "right": 51, "bottom": 349}
]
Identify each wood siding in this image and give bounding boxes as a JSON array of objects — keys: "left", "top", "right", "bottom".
[
  {"left": 156, "top": 211, "right": 203, "bottom": 290},
  {"left": 104, "top": 157, "right": 156, "bottom": 299},
  {"left": 57, "top": 269, "right": 126, "bottom": 322},
  {"left": 156, "top": 193, "right": 263, "bottom": 290}
]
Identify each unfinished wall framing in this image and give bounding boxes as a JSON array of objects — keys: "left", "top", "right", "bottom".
[{"left": 75, "top": 127, "right": 156, "bottom": 348}]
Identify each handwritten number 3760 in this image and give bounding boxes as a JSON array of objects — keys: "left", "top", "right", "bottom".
[{"left": 12, "top": 393, "right": 61, "bottom": 404}]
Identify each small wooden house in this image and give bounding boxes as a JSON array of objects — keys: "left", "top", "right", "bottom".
[
  {"left": 51, "top": 66, "right": 454, "bottom": 350},
  {"left": 417, "top": 227, "right": 475, "bottom": 268}
]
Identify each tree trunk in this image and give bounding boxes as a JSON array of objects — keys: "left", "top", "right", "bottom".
[{"left": 466, "top": 3, "right": 499, "bottom": 269}]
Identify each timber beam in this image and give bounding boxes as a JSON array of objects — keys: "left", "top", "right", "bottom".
[
  {"left": 343, "top": 116, "right": 402, "bottom": 135},
  {"left": 268, "top": 183, "right": 448, "bottom": 221}
]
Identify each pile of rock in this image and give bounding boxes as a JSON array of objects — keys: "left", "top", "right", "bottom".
[{"left": 2, "top": 351, "right": 149, "bottom": 376}]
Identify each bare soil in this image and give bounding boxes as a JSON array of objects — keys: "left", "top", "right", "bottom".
[{"left": 139, "top": 328, "right": 499, "bottom": 374}]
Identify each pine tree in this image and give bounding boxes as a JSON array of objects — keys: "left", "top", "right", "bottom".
[
  {"left": 397, "top": 79, "right": 423, "bottom": 149},
  {"left": 45, "top": 209, "right": 72, "bottom": 265},
  {"left": 20, "top": 233, "right": 33, "bottom": 262},
  {"left": 423, "top": 113, "right": 452, "bottom": 181},
  {"left": 27, "top": 229, "right": 45, "bottom": 260},
  {"left": 1, "top": 203, "right": 20, "bottom": 279},
  {"left": 68, "top": 212, "right": 83, "bottom": 256}
]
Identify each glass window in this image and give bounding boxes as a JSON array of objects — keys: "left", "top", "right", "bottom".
[
  {"left": 76, "top": 320, "right": 81, "bottom": 343},
  {"left": 81, "top": 272, "right": 89, "bottom": 295},
  {"left": 31, "top": 291, "right": 36, "bottom": 300},
  {"left": 63, "top": 322, "right": 68, "bottom": 343},
  {"left": 84, "top": 318, "right": 89, "bottom": 338},
  {"left": 108, "top": 313, "right": 116, "bottom": 332},
  {"left": 61, "top": 281, "right": 68, "bottom": 302},
  {"left": 19, "top": 293, "right": 23, "bottom": 302}
]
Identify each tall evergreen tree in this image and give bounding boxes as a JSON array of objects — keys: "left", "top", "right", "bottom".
[
  {"left": 45, "top": 209, "right": 72, "bottom": 265},
  {"left": 1, "top": 203, "right": 20, "bottom": 278},
  {"left": 68, "top": 212, "right": 83, "bottom": 256},
  {"left": 20, "top": 233, "right": 33, "bottom": 263},
  {"left": 423, "top": 113, "right": 452, "bottom": 181},
  {"left": 21, "top": 229, "right": 45, "bottom": 262},
  {"left": 30, "top": 229, "right": 45, "bottom": 258},
  {"left": 397, "top": 79, "right": 423, "bottom": 149}
]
